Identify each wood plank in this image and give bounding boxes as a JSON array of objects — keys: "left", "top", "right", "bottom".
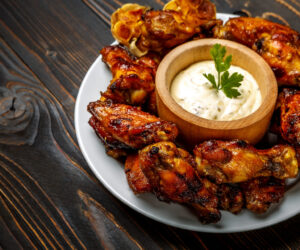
[
  {"left": 0, "top": 28, "right": 168, "bottom": 250},
  {"left": 1, "top": 0, "right": 114, "bottom": 117},
  {"left": 86, "top": 0, "right": 300, "bottom": 30},
  {"left": 1, "top": 0, "right": 300, "bottom": 249}
]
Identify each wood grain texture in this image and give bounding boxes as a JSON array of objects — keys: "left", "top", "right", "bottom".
[
  {"left": 85, "top": 0, "right": 300, "bottom": 30},
  {"left": 1, "top": 0, "right": 300, "bottom": 249}
]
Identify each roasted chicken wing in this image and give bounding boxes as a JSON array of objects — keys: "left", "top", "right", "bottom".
[
  {"left": 240, "top": 177, "right": 285, "bottom": 213},
  {"left": 163, "top": 0, "right": 216, "bottom": 21},
  {"left": 111, "top": 0, "right": 219, "bottom": 56},
  {"left": 146, "top": 90, "right": 158, "bottom": 115},
  {"left": 88, "top": 101, "right": 178, "bottom": 158},
  {"left": 214, "top": 17, "right": 300, "bottom": 87},
  {"left": 100, "top": 45, "right": 159, "bottom": 108},
  {"left": 194, "top": 140, "right": 298, "bottom": 184},
  {"left": 136, "top": 141, "right": 221, "bottom": 223},
  {"left": 217, "top": 184, "right": 244, "bottom": 214},
  {"left": 125, "top": 154, "right": 151, "bottom": 194},
  {"left": 272, "top": 88, "right": 300, "bottom": 146}
]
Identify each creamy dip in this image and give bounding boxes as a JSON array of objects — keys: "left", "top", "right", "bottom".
[{"left": 170, "top": 60, "right": 262, "bottom": 121}]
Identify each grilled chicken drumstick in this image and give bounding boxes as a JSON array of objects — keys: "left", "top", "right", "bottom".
[
  {"left": 217, "top": 184, "right": 244, "bottom": 214},
  {"left": 214, "top": 17, "right": 300, "bottom": 87},
  {"left": 163, "top": 0, "right": 217, "bottom": 21},
  {"left": 88, "top": 100, "right": 178, "bottom": 158},
  {"left": 125, "top": 142, "right": 221, "bottom": 223},
  {"left": 111, "top": 0, "right": 219, "bottom": 56},
  {"left": 194, "top": 140, "right": 298, "bottom": 184},
  {"left": 125, "top": 154, "right": 152, "bottom": 194},
  {"left": 125, "top": 146, "right": 286, "bottom": 219},
  {"left": 240, "top": 177, "right": 285, "bottom": 213},
  {"left": 125, "top": 152, "right": 288, "bottom": 215},
  {"left": 100, "top": 45, "right": 160, "bottom": 109},
  {"left": 272, "top": 88, "right": 300, "bottom": 146},
  {"left": 217, "top": 177, "right": 286, "bottom": 214}
]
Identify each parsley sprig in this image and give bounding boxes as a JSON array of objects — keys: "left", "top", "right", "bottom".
[{"left": 203, "top": 44, "right": 244, "bottom": 98}]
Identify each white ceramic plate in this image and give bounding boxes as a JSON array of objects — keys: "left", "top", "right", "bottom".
[{"left": 75, "top": 14, "right": 300, "bottom": 233}]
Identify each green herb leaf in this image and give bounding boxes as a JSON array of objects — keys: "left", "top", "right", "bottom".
[
  {"left": 222, "top": 55, "right": 232, "bottom": 72},
  {"left": 203, "top": 73, "right": 217, "bottom": 89},
  {"left": 221, "top": 72, "right": 244, "bottom": 98},
  {"left": 203, "top": 44, "right": 244, "bottom": 98}
]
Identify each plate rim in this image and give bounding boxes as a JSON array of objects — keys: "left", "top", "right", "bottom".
[{"left": 74, "top": 13, "right": 300, "bottom": 233}]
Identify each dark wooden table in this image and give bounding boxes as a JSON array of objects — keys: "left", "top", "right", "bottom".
[{"left": 1, "top": 0, "right": 300, "bottom": 249}]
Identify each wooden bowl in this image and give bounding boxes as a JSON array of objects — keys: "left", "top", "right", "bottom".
[{"left": 156, "top": 39, "right": 277, "bottom": 146}]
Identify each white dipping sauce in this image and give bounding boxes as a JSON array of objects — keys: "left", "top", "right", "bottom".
[{"left": 170, "top": 60, "right": 261, "bottom": 121}]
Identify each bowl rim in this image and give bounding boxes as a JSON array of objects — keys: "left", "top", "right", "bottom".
[{"left": 156, "top": 38, "right": 278, "bottom": 130}]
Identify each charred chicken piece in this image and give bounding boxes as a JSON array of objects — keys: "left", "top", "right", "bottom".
[
  {"left": 87, "top": 101, "right": 178, "bottom": 158},
  {"left": 272, "top": 88, "right": 300, "bottom": 146},
  {"left": 111, "top": 1, "right": 219, "bottom": 56},
  {"left": 214, "top": 17, "right": 300, "bottom": 87},
  {"left": 194, "top": 140, "right": 298, "bottom": 184},
  {"left": 100, "top": 45, "right": 159, "bottom": 108},
  {"left": 125, "top": 154, "right": 151, "bottom": 194},
  {"left": 163, "top": 0, "right": 217, "bottom": 21},
  {"left": 139, "top": 141, "right": 221, "bottom": 224},
  {"left": 146, "top": 90, "right": 158, "bottom": 115},
  {"left": 88, "top": 115, "right": 131, "bottom": 158},
  {"left": 240, "top": 177, "right": 285, "bottom": 213},
  {"left": 217, "top": 184, "right": 244, "bottom": 214}
]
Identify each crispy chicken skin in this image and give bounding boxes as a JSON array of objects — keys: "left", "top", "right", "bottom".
[
  {"left": 272, "top": 88, "right": 300, "bottom": 146},
  {"left": 124, "top": 149, "right": 283, "bottom": 216},
  {"left": 146, "top": 90, "right": 158, "bottom": 115},
  {"left": 194, "top": 140, "right": 298, "bottom": 184},
  {"left": 125, "top": 154, "right": 151, "bottom": 194},
  {"left": 138, "top": 141, "right": 221, "bottom": 223},
  {"left": 214, "top": 17, "right": 300, "bottom": 87},
  {"left": 87, "top": 100, "right": 178, "bottom": 158},
  {"left": 100, "top": 45, "right": 159, "bottom": 107},
  {"left": 111, "top": 1, "right": 218, "bottom": 56},
  {"left": 240, "top": 177, "right": 285, "bottom": 213},
  {"left": 163, "top": 0, "right": 216, "bottom": 21},
  {"left": 217, "top": 184, "right": 244, "bottom": 214},
  {"left": 88, "top": 115, "right": 131, "bottom": 158}
]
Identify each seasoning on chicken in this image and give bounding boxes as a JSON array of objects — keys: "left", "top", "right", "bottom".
[
  {"left": 214, "top": 17, "right": 300, "bottom": 87},
  {"left": 146, "top": 90, "right": 158, "bottom": 115},
  {"left": 194, "top": 140, "right": 298, "bottom": 184},
  {"left": 272, "top": 88, "right": 300, "bottom": 146},
  {"left": 217, "top": 184, "right": 244, "bottom": 214},
  {"left": 125, "top": 154, "right": 151, "bottom": 194},
  {"left": 138, "top": 141, "right": 221, "bottom": 223},
  {"left": 240, "top": 177, "right": 285, "bottom": 213},
  {"left": 111, "top": 0, "right": 219, "bottom": 57},
  {"left": 163, "top": 0, "right": 217, "bottom": 21},
  {"left": 88, "top": 115, "right": 131, "bottom": 158},
  {"left": 100, "top": 45, "right": 159, "bottom": 108},
  {"left": 87, "top": 100, "right": 178, "bottom": 158}
]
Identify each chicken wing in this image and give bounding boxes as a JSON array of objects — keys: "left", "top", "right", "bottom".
[
  {"left": 272, "top": 88, "right": 300, "bottom": 146},
  {"left": 194, "top": 140, "right": 298, "bottom": 184},
  {"left": 88, "top": 115, "right": 131, "bottom": 158},
  {"left": 100, "top": 45, "right": 159, "bottom": 108},
  {"left": 240, "top": 177, "right": 285, "bottom": 213},
  {"left": 87, "top": 100, "right": 178, "bottom": 158},
  {"left": 125, "top": 154, "right": 151, "bottom": 194},
  {"left": 138, "top": 141, "right": 221, "bottom": 223},
  {"left": 217, "top": 184, "right": 244, "bottom": 214},
  {"left": 111, "top": 0, "right": 219, "bottom": 56},
  {"left": 163, "top": 0, "right": 216, "bottom": 21},
  {"left": 214, "top": 17, "right": 300, "bottom": 87}
]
